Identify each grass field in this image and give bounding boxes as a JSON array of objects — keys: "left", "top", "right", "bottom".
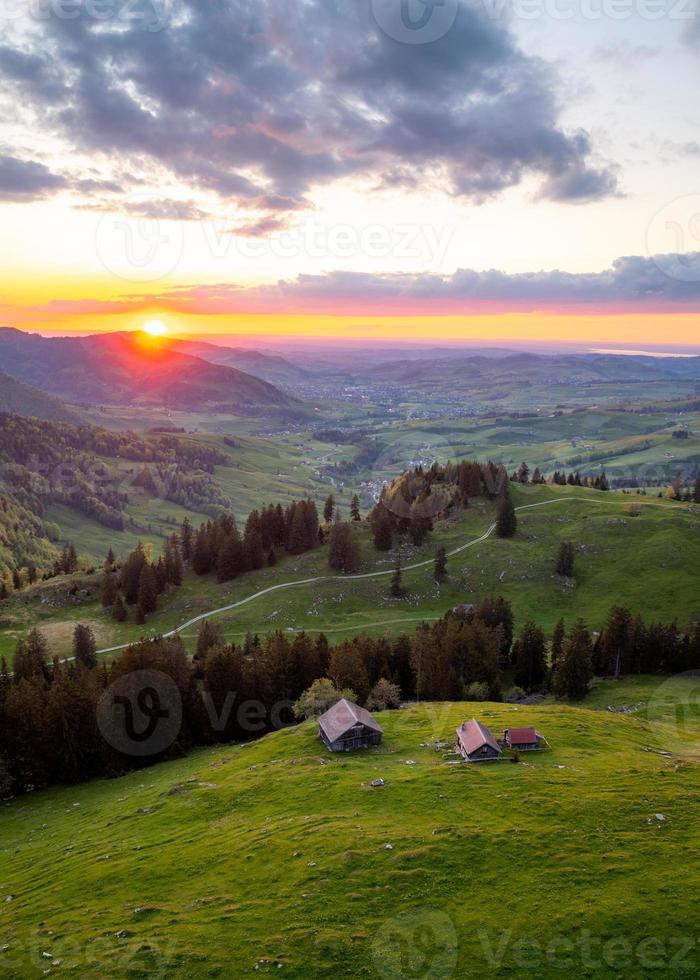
[
  {"left": 1, "top": 484, "right": 698, "bottom": 663},
  {"left": 1, "top": 679, "right": 699, "bottom": 978}
]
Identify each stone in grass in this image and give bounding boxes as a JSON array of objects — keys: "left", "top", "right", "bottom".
[
  {"left": 371, "top": 779, "right": 385, "bottom": 788},
  {"left": 655, "top": 813, "right": 665, "bottom": 821},
  {"left": 384, "top": 843, "right": 393, "bottom": 851}
]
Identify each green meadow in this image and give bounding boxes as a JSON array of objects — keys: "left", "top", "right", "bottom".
[
  {"left": 1, "top": 681, "right": 699, "bottom": 978},
  {"left": 1, "top": 484, "right": 698, "bottom": 663}
]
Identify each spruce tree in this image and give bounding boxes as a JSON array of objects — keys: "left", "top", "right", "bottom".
[
  {"left": 555, "top": 541, "right": 575, "bottom": 577},
  {"left": 554, "top": 618, "right": 593, "bottom": 699},
  {"left": 550, "top": 618, "right": 566, "bottom": 671},
  {"left": 137, "top": 563, "right": 158, "bottom": 617},
  {"left": 328, "top": 522, "right": 360, "bottom": 574},
  {"left": 372, "top": 509, "right": 394, "bottom": 551},
  {"left": 514, "top": 621, "right": 547, "bottom": 690},
  {"left": 112, "top": 593, "right": 128, "bottom": 623},
  {"left": 72, "top": 624, "right": 97, "bottom": 670},
  {"left": 390, "top": 561, "right": 405, "bottom": 599},
  {"left": 350, "top": 495, "right": 361, "bottom": 522},
  {"left": 495, "top": 494, "right": 517, "bottom": 538},
  {"left": 323, "top": 494, "right": 335, "bottom": 523},
  {"left": 434, "top": 546, "right": 447, "bottom": 583}
]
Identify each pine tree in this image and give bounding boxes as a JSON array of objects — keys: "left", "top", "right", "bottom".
[
  {"left": 181, "top": 518, "right": 193, "bottom": 563},
  {"left": 390, "top": 561, "right": 405, "bottom": 599},
  {"left": 495, "top": 494, "right": 517, "bottom": 538},
  {"left": 694, "top": 476, "right": 700, "bottom": 504},
  {"left": 372, "top": 509, "right": 394, "bottom": 551},
  {"left": 72, "top": 624, "right": 97, "bottom": 670},
  {"left": 323, "top": 494, "right": 335, "bottom": 523},
  {"left": 101, "top": 569, "right": 118, "bottom": 608},
  {"left": 196, "top": 620, "right": 222, "bottom": 661},
  {"left": 216, "top": 531, "right": 243, "bottom": 582},
  {"left": 137, "top": 563, "right": 158, "bottom": 617},
  {"left": 434, "top": 546, "right": 447, "bottom": 583},
  {"left": 112, "top": 593, "right": 128, "bottom": 622},
  {"left": 555, "top": 541, "right": 575, "bottom": 577},
  {"left": 550, "top": 618, "right": 566, "bottom": 671},
  {"left": 514, "top": 621, "right": 547, "bottom": 690},
  {"left": 517, "top": 461, "right": 530, "bottom": 484},
  {"left": 350, "top": 495, "right": 361, "bottom": 522},
  {"left": 328, "top": 522, "right": 360, "bottom": 574},
  {"left": 554, "top": 618, "right": 593, "bottom": 699},
  {"left": 13, "top": 629, "right": 49, "bottom": 681}
]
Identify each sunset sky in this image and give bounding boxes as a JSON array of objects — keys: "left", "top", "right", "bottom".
[{"left": 1, "top": 0, "right": 699, "bottom": 345}]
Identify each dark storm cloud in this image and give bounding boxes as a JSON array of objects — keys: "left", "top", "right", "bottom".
[
  {"left": 0, "top": 0, "right": 618, "bottom": 214},
  {"left": 0, "top": 154, "right": 67, "bottom": 201}
]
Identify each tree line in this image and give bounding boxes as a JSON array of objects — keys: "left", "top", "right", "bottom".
[{"left": 2, "top": 599, "right": 698, "bottom": 798}]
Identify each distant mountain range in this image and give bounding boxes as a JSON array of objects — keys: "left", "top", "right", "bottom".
[
  {"left": 169, "top": 339, "right": 310, "bottom": 386},
  {"left": 0, "top": 328, "right": 295, "bottom": 412}
]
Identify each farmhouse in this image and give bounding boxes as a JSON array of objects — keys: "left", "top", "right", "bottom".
[
  {"left": 318, "top": 698, "right": 383, "bottom": 752},
  {"left": 503, "top": 727, "right": 546, "bottom": 751},
  {"left": 456, "top": 718, "right": 502, "bottom": 762}
]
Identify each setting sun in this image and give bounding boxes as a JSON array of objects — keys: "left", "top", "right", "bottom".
[{"left": 142, "top": 319, "right": 168, "bottom": 338}]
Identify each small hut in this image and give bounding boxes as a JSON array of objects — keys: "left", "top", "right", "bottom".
[
  {"left": 452, "top": 603, "right": 476, "bottom": 620},
  {"left": 318, "top": 699, "right": 383, "bottom": 752},
  {"left": 503, "top": 727, "right": 546, "bottom": 751},
  {"left": 456, "top": 718, "right": 501, "bottom": 762}
]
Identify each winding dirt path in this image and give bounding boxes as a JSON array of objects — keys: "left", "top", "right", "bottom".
[{"left": 96, "top": 496, "right": 603, "bottom": 655}]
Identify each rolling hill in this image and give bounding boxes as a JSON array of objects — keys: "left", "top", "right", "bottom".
[
  {"left": 0, "top": 328, "right": 295, "bottom": 412},
  {"left": 1, "top": 484, "right": 698, "bottom": 663},
  {"left": 170, "top": 338, "right": 310, "bottom": 386},
  {"left": 1, "top": 688, "right": 698, "bottom": 977},
  {"left": 0, "top": 371, "right": 83, "bottom": 423}
]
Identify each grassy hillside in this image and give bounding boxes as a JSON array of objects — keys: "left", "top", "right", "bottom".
[
  {"left": 1, "top": 484, "right": 697, "bottom": 662},
  {"left": 0, "top": 371, "right": 83, "bottom": 423},
  {"left": 1, "top": 689, "right": 699, "bottom": 977}
]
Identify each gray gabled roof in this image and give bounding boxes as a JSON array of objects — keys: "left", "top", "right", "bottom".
[
  {"left": 456, "top": 718, "right": 501, "bottom": 756},
  {"left": 318, "top": 698, "right": 383, "bottom": 742}
]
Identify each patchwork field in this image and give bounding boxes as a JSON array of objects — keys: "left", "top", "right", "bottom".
[{"left": 1, "top": 680, "right": 699, "bottom": 978}]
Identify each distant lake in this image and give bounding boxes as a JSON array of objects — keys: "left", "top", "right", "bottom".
[{"left": 589, "top": 348, "right": 700, "bottom": 359}]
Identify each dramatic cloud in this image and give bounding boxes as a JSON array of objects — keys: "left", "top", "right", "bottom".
[
  {"left": 31, "top": 254, "right": 700, "bottom": 318},
  {"left": 0, "top": 0, "right": 618, "bottom": 220},
  {"left": 0, "top": 154, "right": 67, "bottom": 201}
]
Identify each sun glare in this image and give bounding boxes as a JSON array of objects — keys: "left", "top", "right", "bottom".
[{"left": 143, "top": 319, "right": 168, "bottom": 337}]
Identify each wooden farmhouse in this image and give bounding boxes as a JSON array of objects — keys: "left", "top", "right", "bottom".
[
  {"left": 503, "top": 727, "right": 547, "bottom": 751},
  {"left": 456, "top": 718, "right": 502, "bottom": 762},
  {"left": 318, "top": 699, "right": 383, "bottom": 752}
]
